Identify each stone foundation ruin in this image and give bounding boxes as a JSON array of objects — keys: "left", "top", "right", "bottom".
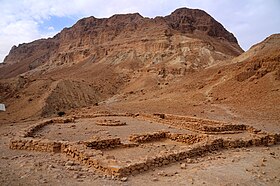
[
  {"left": 95, "top": 119, "right": 126, "bottom": 126},
  {"left": 9, "top": 113, "right": 280, "bottom": 178}
]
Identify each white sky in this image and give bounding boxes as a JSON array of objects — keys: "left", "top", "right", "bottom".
[{"left": 0, "top": 0, "right": 279, "bottom": 63}]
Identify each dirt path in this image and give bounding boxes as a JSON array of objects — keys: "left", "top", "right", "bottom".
[{"left": 203, "top": 75, "right": 239, "bottom": 119}]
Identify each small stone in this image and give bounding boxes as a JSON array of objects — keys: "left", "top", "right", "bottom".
[
  {"left": 188, "top": 177, "right": 194, "bottom": 184},
  {"left": 73, "top": 174, "right": 79, "bottom": 179},
  {"left": 11, "top": 156, "right": 18, "bottom": 160},
  {"left": 158, "top": 171, "right": 167, "bottom": 176},
  {"left": 54, "top": 174, "right": 62, "bottom": 179},
  {"left": 163, "top": 160, "right": 169, "bottom": 165},
  {"left": 186, "top": 159, "right": 193, "bottom": 163},
  {"left": 264, "top": 178, "right": 269, "bottom": 182},
  {"left": 81, "top": 167, "right": 89, "bottom": 172},
  {"left": 262, "top": 158, "right": 267, "bottom": 162},
  {"left": 48, "top": 165, "right": 55, "bottom": 169},
  {"left": 180, "top": 163, "right": 187, "bottom": 169},
  {"left": 120, "top": 177, "right": 128, "bottom": 182},
  {"left": 65, "top": 161, "right": 74, "bottom": 166},
  {"left": 105, "top": 155, "right": 115, "bottom": 160},
  {"left": 152, "top": 177, "right": 159, "bottom": 181}
]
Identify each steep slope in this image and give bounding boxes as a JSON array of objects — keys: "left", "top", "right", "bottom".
[
  {"left": 0, "top": 8, "right": 243, "bottom": 79},
  {"left": 202, "top": 34, "right": 280, "bottom": 126},
  {"left": 0, "top": 7, "right": 245, "bottom": 122},
  {"left": 1, "top": 39, "right": 59, "bottom": 78},
  {"left": 94, "top": 34, "right": 280, "bottom": 129}
]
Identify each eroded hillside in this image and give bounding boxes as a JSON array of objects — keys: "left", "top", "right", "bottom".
[{"left": 0, "top": 8, "right": 245, "bottom": 121}]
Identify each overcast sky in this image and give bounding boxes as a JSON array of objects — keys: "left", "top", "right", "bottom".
[{"left": 0, "top": 0, "right": 279, "bottom": 63}]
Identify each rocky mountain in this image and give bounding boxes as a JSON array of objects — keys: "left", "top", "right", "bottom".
[
  {"left": 0, "top": 8, "right": 279, "bottom": 125},
  {"left": 1, "top": 8, "right": 242, "bottom": 79}
]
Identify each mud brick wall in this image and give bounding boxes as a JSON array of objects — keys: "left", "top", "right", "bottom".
[
  {"left": 9, "top": 138, "right": 63, "bottom": 153},
  {"left": 83, "top": 138, "right": 121, "bottom": 149}
]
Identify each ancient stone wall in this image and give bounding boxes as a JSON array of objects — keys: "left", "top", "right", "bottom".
[
  {"left": 83, "top": 137, "right": 121, "bottom": 149},
  {"left": 9, "top": 113, "right": 280, "bottom": 178},
  {"left": 9, "top": 131, "right": 280, "bottom": 178},
  {"left": 9, "top": 138, "right": 64, "bottom": 153},
  {"left": 21, "top": 117, "right": 75, "bottom": 137},
  {"left": 128, "top": 131, "right": 168, "bottom": 143},
  {"left": 77, "top": 113, "right": 135, "bottom": 119},
  {"left": 128, "top": 131, "right": 207, "bottom": 145},
  {"left": 95, "top": 119, "right": 126, "bottom": 126},
  {"left": 139, "top": 113, "right": 257, "bottom": 134},
  {"left": 166, "top": 133, "right": 207, "bottom": 145}
]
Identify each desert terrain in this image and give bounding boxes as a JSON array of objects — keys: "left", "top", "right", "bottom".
[{"left": 0, "top": 7, "right": 280, "bottom": 185}]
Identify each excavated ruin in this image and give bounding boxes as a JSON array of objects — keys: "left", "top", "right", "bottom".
[{"left": 10, "top": 113, "right": 280, "bottom": 178}]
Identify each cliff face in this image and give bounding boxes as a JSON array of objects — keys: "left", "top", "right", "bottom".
[
  {"left": 1, "top": 8, "right": 243, "bottom": 79},
  {"left": 0, "top": 7, "right": 253, "bottom": 121},
  {"left": 165, "top": 8, "right": 237, "bottom": 43},
  {"left": 1, "top": 39, "right": 59, "bottom": 78}
]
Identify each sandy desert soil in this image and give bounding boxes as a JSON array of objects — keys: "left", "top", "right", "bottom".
[
  {"left": 0, "top": 116, "right": 280, "bottom": 186},
  {"left": 0, "top": 8, "right": 279, "bottom": 186},
  {"left": 1, "top": 111, "right": 280, "bottom": 186}
]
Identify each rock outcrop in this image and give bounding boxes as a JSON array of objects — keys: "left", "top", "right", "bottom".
[
  {"left": 0, "top": 7, "right": 243, "bottom": 79},
  {"left": 2, "top": 8, "right": 278, "bottom": 122}
]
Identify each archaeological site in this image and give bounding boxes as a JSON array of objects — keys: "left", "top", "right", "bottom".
[{"left": 0, "top": 5, "right": 280, "bottom": 186}]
